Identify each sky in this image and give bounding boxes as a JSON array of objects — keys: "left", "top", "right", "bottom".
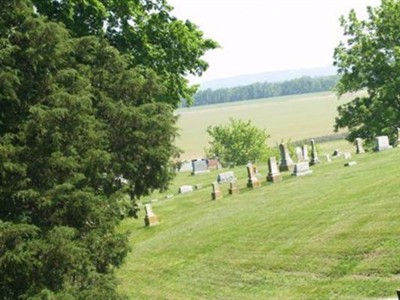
[{"left": 168, "top": 0, "right": 381, "bottom": 83}]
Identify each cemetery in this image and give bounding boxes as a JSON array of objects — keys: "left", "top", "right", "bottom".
[
  {"left": 5, "top": 0, "right": 400, "bottom": 299},
  {"left": 117, "top": 136, "right": 400, "bottom": 299}
]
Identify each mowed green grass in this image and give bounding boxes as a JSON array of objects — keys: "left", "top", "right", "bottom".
[
  {"left": 176, "top": 92, "right": 358, "bottom": 159},
  {"left": 116, "top": 144, "right": 400, "bottom": 300}
]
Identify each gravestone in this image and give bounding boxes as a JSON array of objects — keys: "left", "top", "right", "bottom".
[
  {"left": 295, "top": 146, "right": 304, "bottom": 162},
  {"left": 310, "top": 139, "right": 320, "bottom": 166},
  {"left": 228, "top": 180, "right": 240, "bottom": 195},
  {"left": 279, "top": 143, "right": 294, "bottom": 172},
  {"left": 211, "top": 182, "right": 223, "bottom": 200},
  {"left": 165, "top": 194, "right": 174, "bottom": 199},
  {"left": 355, "top": 138, "right": 365, "bottom": 154},
  {"left": 325, "top": 154, "right": 332, "bottom": 163},
  {"left": 207, "top": 159, "right": 222, "bottom": 170},
  {"left": 344, "top": 161, "right": 357, "bottom": 167},
  {"left": 266, "top": 157, "right": 282, "bottom": 183},
  {"left": 191, "top": 159, "right": 210, "bottom": 175},
  {"left": 292, "top": 162, "right": 313, "bottom": 176},
  {"left": 332, "top": 149, "right": 342, "bottom": 157},
  {"left": 302, "top": 144, "right": 309, "bottom": 162},
  {"left": 179, "top": 161, "right": 193, "bottom": 172},
  {"left": 247, "top": 165, "right": 261, "bottom": 188},
  {"left": 344, "top": 152, "right": 352, "bottom": 160},
  {"left": 397, "top": 128, "right": 400, "bottom": 147},
  {"left": 194, "top": 184, "right": 203, "bottom": 190},
  {"left": 144, "top": 204, "right": 159, "bottom": 226},
  {"left": 217, "top": 171, "right": 236, "bottom": 183},
  {"left": 374, "top": 136, "right": 392, "bottom": 151},
  {"left": 179, "top": 185, "right": 193, "bottom": 194}
]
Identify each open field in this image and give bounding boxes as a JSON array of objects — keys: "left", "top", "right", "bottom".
[
  {"left": 176, "top": 91, "right": 360, "bottom": 159},
  {"left": 116, "top": 143, "right": 400, "bottom": 299}
]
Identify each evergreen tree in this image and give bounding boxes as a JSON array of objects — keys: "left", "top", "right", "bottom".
[{"left": 0, "top": 1, "right": 215, "bottom": 298}]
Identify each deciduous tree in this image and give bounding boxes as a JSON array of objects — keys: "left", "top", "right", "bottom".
[
  {"left": 205, "top": 119, "right": 271, "bottom": 166},
  {"left": 33, "top": 0, "right": 218, "bottom": 106},
  {"left": 334, "top": 0, "right": 400, "bottom": 146}
]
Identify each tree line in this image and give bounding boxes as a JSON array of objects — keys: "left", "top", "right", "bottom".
[{"left": 190, "top": 75, "right": 340, "bottom": 106}]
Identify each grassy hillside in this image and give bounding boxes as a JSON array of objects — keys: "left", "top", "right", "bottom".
[
  {"left": 176, "top": 91, "right": 359, "bottom": 159},
  {"left": 116, "top": 143, "right": 400, "bottom": 300}
]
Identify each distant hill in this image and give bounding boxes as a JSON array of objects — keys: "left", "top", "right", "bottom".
[{"left": 199, "top": 66, "right": 337, "bottom": 90}]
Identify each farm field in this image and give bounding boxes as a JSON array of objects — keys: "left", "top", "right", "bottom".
[
  {"left": 116, "top": 144, "right": 400, "bottom": 300},
  {"left": 176, "top": 91, "right": 359, "bottom": 159}
]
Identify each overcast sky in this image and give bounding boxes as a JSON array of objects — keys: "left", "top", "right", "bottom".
[{"left": 168, "top": 0, "right": 381, "bottom": 83}]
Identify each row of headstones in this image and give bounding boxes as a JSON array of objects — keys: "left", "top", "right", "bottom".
[
  {"left": 191, "top": 158, "right": 222, "bottom": 175},
  {"left": 145, "top": 133, "right": 400, "bottom": 225}
]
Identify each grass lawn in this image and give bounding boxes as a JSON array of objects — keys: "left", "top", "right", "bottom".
[
  {"left": 116, "top": 141, "right": 400, "bottom": 300},
  {"left": 176, "top": 91, "right": 359, "bottom": 159}
]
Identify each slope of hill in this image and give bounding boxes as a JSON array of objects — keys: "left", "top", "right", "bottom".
[
  {"left": 199, "top": 66, "right": 337, "bottom": 90},
  {"left": 117, "top": 144, "right": 400, "bottom": 299}
]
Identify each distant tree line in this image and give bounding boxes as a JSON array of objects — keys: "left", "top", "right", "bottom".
[{"left": 191, "top": 75, "right": 340, "bottom": 106}]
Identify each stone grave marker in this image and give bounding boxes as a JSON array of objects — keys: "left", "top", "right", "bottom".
[
  {"left": 355, "top": 138, "right": 365, "bottom": 154},
  {"left": 144, "top": 203, "right": 159, "bottom": 226},
  {"left": 179, "top": 185, "right": 193, "bottom": 194},
  {"left": 302, "top": 144, "right": 309, "bottom": 162},
  {"left": 310, "top": 139, "right": 320, "bottom": 166},
  {"left": 295, "top": 146, "right": 304, "bottom": 162},
  {"left": 228, "top": 180, "right": 240, "bottom": 195},
  {"left": 292, "top": 162, "right": 313, "bottom": 176},
  {"left": 217, "top": 171, "right": 236, "bottom": 183},
  {"left": 344, "top": 161, "right": 357, "bottom": 167},
  {"left": 266, "top": 157, "right": 282, "bottom": 183},
  {"left": 279, "top": 143, "right": 294, "bottom": 172},
  {"left": 247, "top": 165, "right": 261, "bottom": 188},
  {"left": 374, "top": 136, "right": 393, "bottom": 151},
  {"left": 207, "top": 159, "right": 222, "bottom": 170},
  {"left": 211, "top": 182, "right": 223, "bottom": 200},
  {"left": 179, "top": 161, "right": 193, "bottom": 172},
  {"left": 344, "top": 152, "right": 352, "bottom": 160},
  {"left": 397, "top": 128, "right": 400, "bottom": 147},
  {"left": 332, "top": 149, "right": 342, "bottom": 157},
  {"left": 194, "top": 184, "right": 203, "bottom": 190},
  {"left": 191, "top": 159, "right": 210, "bottom": 175},
  {"left": 325, "top": 154, "right": 332, "bottom": 162}
]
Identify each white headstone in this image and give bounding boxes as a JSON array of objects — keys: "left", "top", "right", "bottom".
[
  {"left": 355, "top": 138, "right": 365, "bottom": 154},
  {"left": 295, "top": 146, "right": 303, "bottom": 162},
  {"left": 344, "top": 152, "right": 352, "bottom": 160},
  {"left": 144, "top": 203, "right": 159, "bottom": 226},
  {"left": 302, "top": 145, "right": 309, "bottom": 162},
  {"left": 191, "top": 159, "right": 210, "bottom": 175},
  {"left": 217, "top": 171, "right": 236, "bottom": 183},
  {"left": 325, "top": 154, "right": 332, "bottom": 162},
  {"left": 179, "top": 161, "right": 193, "bottom": 172},
  {"left": 292, "top": 162, "right": 313, "bottom": 176},
  {"left": 344, "top": 161, "right": 357, "bottom": 167},
  {"left": 144, "top": 204, "right": 155, "bottom": 217},
  {"left": 375, "top": 136, "right": 392, "bottom": 151},
  {"left": 397, "top": 128, "right": 400, "bottom": 147},
  {"left": 179, "top": 185, "right": 193, "bottom": 194}
]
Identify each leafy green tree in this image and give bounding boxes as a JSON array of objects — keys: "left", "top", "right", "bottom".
[
  {"left": 205, "top": 119, "right": 271, "bottom": 166},
  {"left": 334, "top": 0, "right": 400, "bottom": 146},
  {"left": 32, "top": 0, "right": 218, "bottom": 106},
  {"left": 0, "top": 0, "right": 214, "bottom": 298}
]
